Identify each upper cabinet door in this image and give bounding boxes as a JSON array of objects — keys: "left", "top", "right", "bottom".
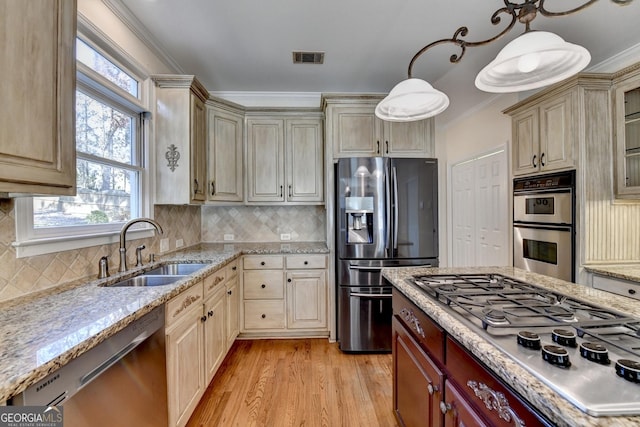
[
  {"left": 246, "top": 118, "right": 285, "bottom": 202},
  {"left": 286, "top": 119, "right": 324, "bottom": 203},
  {"left": 385, "top": 119, "right": 434, "bottom": 157},
  {"left": 614, "top": 69, "right": 640, "bottom": 198},
  {"left": 330, "top": 106, "right": 381, "bottom": 157},
  {"left": 511, "top": 108, "right": 539, "bottom": 176},
  {"left": 539, "top": 90, "right": 575, "bottom": 172},
  {"left": 0, "top": 0, "right": 76, "bottom": 195},
  {"left": 191, "top": 95, "right": 207, "bottom": 202},
  {"left": 207, "top": 106, "right": 244, "bottom": 202}
]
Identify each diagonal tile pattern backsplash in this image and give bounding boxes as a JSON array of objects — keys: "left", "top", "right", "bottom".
[
  {"left": 0, "top": 201, "right": 200, "bottom": 303},
  {"left": 201, "top": 205, "right": 326, "bottom": 242}
]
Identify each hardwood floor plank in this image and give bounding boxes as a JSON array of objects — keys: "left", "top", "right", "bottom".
[{"left": 186, "top": 339, "right": 397, "bottom": 427}]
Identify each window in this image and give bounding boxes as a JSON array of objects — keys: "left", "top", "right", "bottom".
[{"left": 14, "top": 37, "right": 152, "bottom": 257}]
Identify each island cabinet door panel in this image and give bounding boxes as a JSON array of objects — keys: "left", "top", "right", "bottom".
[
  {"left": 445, "top": 337, "right": 549, "bottom": 427},
  {"left": 442, "top": 381, "right": 489, "bottom": 427},
  {"left": 393, "top": 317, "right": 444, "bottom": 427}
]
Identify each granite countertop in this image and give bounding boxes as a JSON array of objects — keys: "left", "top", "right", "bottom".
[
  {"left": 584, "top": 264, "right": 640, "bottom": 283},
  {"left": 0, "top": 242, "right": 328, "bottom": 403},
  {"left": 383, "top": 266, "right": 640, "bottom": 427}
]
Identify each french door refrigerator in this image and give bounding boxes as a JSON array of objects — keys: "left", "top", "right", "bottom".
[{"left": 336, "top": 157, "right": 438, "bottom": 352}]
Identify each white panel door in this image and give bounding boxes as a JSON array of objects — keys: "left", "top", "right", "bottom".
[
  {"left": 475, "top": 151, "right": 509, "bottom": 266},
  {"left": 451, "top": 162, "right": 475, "bottom": 266},
  {"left": 451, "top": 149, "right": 509, "bottom": 267}
]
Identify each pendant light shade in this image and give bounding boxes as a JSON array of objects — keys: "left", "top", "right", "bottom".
[
  {"left": 475, "top": 31, "right": 591, "bottom": 93},
  {"left": 374, "top": 78, "right": 450, "bottom": 122}
]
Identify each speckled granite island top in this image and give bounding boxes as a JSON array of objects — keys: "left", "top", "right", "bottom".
[
  {"left": 383, "top": 266, "right": 640, "bottom": 427},
  {"left": 0, "top": 242, "right": 327, "bottom": 403},
  {"left": 584, "top": 264, "right": 640, "bottom": 283}
]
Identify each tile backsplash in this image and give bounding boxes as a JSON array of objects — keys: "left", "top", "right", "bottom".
[
  {"left": 0, "top": 202, "right": 200, "bottom": 303},
  {"left": 202, "top": 205, "right": 326, "bottom": 243}
]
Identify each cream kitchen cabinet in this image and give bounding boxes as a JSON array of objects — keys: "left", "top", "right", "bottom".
[
  {"left": 0, "top": 0, "right": 76, "bottom": 195},
  {"left": 246, "top": 114, "right": 324, "bottom": 204},
  {"left": 241, "top": 254, "right": 328, "bottom": 336},
  {"left": 613, "top": 64, "right": 640, "bottom": 198},
  {"left": 203, "top": 285, "right": 226, "bottom": 384},
  {"left": 225, "top": 260, "right": 240, "bottom": 348},
  {"left": 592, "top": 273, "right": 640, "bottom": 301},
  {"left": 165, "top": 282, "right": 205, "bottom": 427},
  {"left": 322, "top": 95, "right": 435, "bottom": 159},
  {"left": 506, "top": 88, "right": 576, "bottom": 176},
  {"left": 153, "top": 75, "right": 209, "bottom": 204},
  {"left": 206, "top": 98, "right": 244, "bottom": 202}
]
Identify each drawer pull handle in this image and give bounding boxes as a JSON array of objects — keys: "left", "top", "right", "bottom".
[
  {"left": 261, "top": 314, "right": 266, "bottom": 319},
  {"left": 467, "top": 381, "right": 525, "bottom": 427},
  {"left": 439, "top": 401, "right": 451, "bottom": 415},
  {"left": 427, "top": 383, "right": 438, "bottom": 395},
  {"left": 400, "top": 308, "right": 425, "bottom": 338},
  {"left": 261, "top": 284, "right": 266, "bottom": 288},
  {"left": 629, "top": 289, "right": 636, "bottom": 295}
]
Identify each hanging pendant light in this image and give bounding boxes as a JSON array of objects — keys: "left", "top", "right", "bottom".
[
  {"left": 375, "top": 78, "right": 449, "bottom": 122},
  {"left": 374, "top": 0, "right": 632, "bottom": 122},
  {"left": 475, "top": 31, "right": 591, "bottom": 93}
]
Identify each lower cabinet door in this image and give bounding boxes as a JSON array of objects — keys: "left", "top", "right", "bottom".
[
  {"left": 393, "top": 317, "right": 444, "bottom": 427},
  {"left": 204, "top": 290, "right": 226, "bottom": 384},
  {"left": 442, "top": 381, "right": 489, "bottom": 427},
  {"left": 166, "top": 306, "right": 205, "bottom": 427}
]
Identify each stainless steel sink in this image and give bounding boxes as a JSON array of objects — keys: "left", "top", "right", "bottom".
[
  {"left": 105, "top": 275, "right": 185, "bottom": 287},
  {"left": 142, "top": 263, "right": 209, "bottom": 276}
]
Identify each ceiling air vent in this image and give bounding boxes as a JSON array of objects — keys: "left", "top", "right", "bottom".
[{"left": 292, "top": 51, "right": 324, "bottom": 64}]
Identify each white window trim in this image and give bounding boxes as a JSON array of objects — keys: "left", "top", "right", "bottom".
[{"left": 13, "top": 30, "right": 156, "bottom": 259}]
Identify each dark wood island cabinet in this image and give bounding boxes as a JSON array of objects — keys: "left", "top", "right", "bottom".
[{"left": 392, "top": 288, "right": 552, "bottom": 427}]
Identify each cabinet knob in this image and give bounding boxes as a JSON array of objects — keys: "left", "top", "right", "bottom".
[
  {"left": 201, "top": 315, "right": 207, "bottom": 322},
  {"left": 287, "top": 278, "right": 292, "bottom": 283},
  {"left": 227, "top": 290, "right": 232, "bottom": 295},
  {"left": 232, "top": 266, "right": 237, "bottom": 271},
  {"left": 629, "top": 289, "right": 636, "bottom": 295},
  {"left": 304, "top": 261, "right": 308, "bottom": 265},
  {"left": 261, "top": 261, "right": 266, "bottom": 266},
  {"left": 261, "top": 284, "right": 266, "bottom": 288},
  {"left": 208, "top": 310, "right": 214, "bottom": 317},
  {"left": 439, "top": 401, "right": 451, "bottom": 415},
  {"left": 261, "top": 314, "right": 266, "bottom": 319},
  {"left": 427, "top": 383, "right": 438, "bottom": 395}
]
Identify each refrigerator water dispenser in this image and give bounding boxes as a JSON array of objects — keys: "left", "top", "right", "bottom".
[{"left": 345, "top": 196, "right": 374, "bottom": 244}]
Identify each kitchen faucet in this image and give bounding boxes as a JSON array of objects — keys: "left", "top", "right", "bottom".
[{"left": 118, "top": 218, "right": 164, "bottom": 273}]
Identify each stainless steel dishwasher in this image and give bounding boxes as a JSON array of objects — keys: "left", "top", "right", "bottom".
[{"left": 11, "top": 305, "right": 168, "bottom": 427}]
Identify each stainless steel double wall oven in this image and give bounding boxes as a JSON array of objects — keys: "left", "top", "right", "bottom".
[
  {"left": 336, "top": 157, "right": 439, "bottom": 352},
  {"left": 513, "top": 170, "right": 576, "bottom": 282}
]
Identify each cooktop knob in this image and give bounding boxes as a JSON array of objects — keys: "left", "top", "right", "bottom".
[
  {"left": 579, "top": 342, "right": 610, "bottom": 365},
  {"left": 517, "top": 331, "right": 541, "bottom": 350},
  {"left": 542, "top": 345, "right": 571, "bottom": 368},
  {"left": 615, "top": 359, "right": 640, "bottom": 383},
  {"left": 552, "top": 329, "right": 578, "bottom": 347}
]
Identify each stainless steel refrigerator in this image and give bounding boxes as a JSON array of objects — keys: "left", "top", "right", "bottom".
[{"left": 336, "top": 157, "right": 438, "bottom": 352}]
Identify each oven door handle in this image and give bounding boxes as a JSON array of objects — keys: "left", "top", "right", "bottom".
[
  {"left": 513, "top": 222, "right": 572, "bottom": 232},
  {"left": 349, "top": 292, "right": 392, "bottom": 298}
]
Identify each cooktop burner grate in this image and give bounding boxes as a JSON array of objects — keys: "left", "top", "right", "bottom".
[{"left": 411, "top": 273, "right": 640, "bottom": 358}]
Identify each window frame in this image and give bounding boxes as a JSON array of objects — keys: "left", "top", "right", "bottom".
[{"left": 13, "top": 33, "right": 155, "bottom": 258}]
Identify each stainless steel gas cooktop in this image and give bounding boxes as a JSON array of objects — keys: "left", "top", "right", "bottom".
[{"left": 410, "top": 273, "right": 640, "bottom": 417}]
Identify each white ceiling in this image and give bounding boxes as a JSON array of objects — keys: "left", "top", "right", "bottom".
[{"left": 115, "top": 0, "right": 640, "bottom": 123}]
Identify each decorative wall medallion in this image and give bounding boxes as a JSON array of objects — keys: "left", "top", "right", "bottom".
[{"left": 165, "top": 144, "right": 180, "bottom": 172}]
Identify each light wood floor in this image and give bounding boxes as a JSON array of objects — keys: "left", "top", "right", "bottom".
[{"left": 186, "top": 339, "right": 398, "bottom": 427}]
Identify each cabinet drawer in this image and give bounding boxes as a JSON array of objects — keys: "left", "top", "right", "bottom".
[
  {"left": 204, "top": 268, "right": 226, "bottom": 298},
  {"left": 166, "top": 282, "right": 204, "bottom": 328},
  {"left": 226, "top": 259, "right": 239, "bottom": 279},
  {"left": 392, "top": 289, "right": 444, "bottom": 361},
  {"left": 593, "top": 274, "right": 640, "bottom": 300},
  {"left": 244, "top": 300, "right": 286, "bottom": 329},
  {"left": 243, "top": 255, "right": 284, "bottom": 270},
  {"left": 243, "top": 271, "right": 284, "bottom": 299},
  {"left": 285, "top": 254, "right": 326, "bottom": 269}
]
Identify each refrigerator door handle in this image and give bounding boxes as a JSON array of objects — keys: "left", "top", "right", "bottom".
[
  {"left": 348, "top": 265, "right": 383, "bottom": 271},
  {"left": 385, "top": 166, "right": 392, "bottom": 257},
  {"left": 392, "top": 166, "right": 399, "bottom": 254}
]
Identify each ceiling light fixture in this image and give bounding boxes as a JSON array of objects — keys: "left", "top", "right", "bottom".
[{"left": 375, "top": 0, "right": 633, "bottom": 122}]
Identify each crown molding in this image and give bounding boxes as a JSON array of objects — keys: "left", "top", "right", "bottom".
[
  {"left": 101, "top": 0, "right": 184, "bottom": 74},
  {"left": 210, "top": 91, "right": 322, "bottom": 108}
]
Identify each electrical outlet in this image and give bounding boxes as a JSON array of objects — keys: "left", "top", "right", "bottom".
[
  {"left": 280, "top": 233, "right": 291, "bottom": 241},
  {"left": 160, "top": 238, "right": 169, "bottom": 253},
  {"left": 223, "top": 234, "right": 234, "bottom": 241},
  {"left": 176, "top": 238, "right": 184, "bottom": 248}
]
